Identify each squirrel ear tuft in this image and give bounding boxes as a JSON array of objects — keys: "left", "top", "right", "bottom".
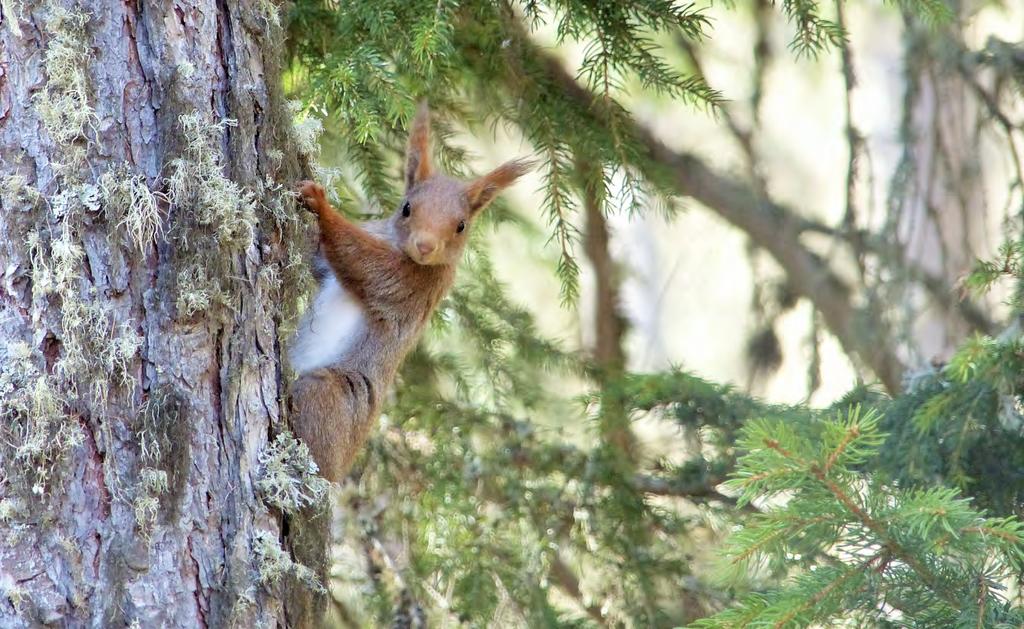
[
  {"left": 465, "top": 158, "right": 533, "bottom": 214},
  {"left": 405, "top": 101, "right": 433, "bottom": 189}
]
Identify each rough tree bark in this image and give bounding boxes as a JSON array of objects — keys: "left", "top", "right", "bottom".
[{"left": 0, "top": 1, "right": 324, "bottom": 627}]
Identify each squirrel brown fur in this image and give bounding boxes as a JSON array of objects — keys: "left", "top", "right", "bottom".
[{"left": 289, "top": 103, "right": 531, "bottom": 482}]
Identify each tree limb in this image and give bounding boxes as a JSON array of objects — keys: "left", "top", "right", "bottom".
[
  {"left": 549, "top": 554, "right": 609, "bottom": 626},
  {"left": 532, "top": 49, "right": 907, "bottom": 394}
]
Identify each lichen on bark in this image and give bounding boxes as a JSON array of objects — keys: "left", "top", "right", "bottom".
[
  {"left": 0, "top": 0, "right": 325, "bottom": 625},
  {"left": 257, "top": 432, "right": 330, "bottom": 514}
]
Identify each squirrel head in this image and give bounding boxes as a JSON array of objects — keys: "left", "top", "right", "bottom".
[{"left": 394, "top": 102, "right": 532, "bottom": 266}]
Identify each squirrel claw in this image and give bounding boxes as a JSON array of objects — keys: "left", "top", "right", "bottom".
[{"left": 296, "top": 180, "right": 326, "bottom": 213}]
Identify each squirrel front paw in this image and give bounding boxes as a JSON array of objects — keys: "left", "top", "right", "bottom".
[{"left": 296, "top": 180, "right": 327, "bottom": 214}]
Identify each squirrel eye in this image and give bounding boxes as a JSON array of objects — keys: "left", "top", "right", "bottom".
[
  {"left": 456, "top": 220, "right": 466, "bottom": 234},
  {"left": 401, "top": 201, "right": 411, "bottom": 218}
]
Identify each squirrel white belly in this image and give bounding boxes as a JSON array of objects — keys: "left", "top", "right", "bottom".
[{"left": 289, "top": 274, "right": 367, "bottom": 374}]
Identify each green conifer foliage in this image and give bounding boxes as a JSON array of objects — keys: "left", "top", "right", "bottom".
[
  {"left": 697, "top": 407, "right": 1024, "bottom": 627},
  {"left": 283, "top": 0, "right": 1024, "bottom": 625}
]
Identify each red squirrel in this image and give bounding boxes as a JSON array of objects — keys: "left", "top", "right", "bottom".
[{"left": 290, "top": 103, "right": 531, "bottom": 482}]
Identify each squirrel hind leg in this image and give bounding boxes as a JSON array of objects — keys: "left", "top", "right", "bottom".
[{"left": 290, "top": 367, "right": 378, "bottom": 483}]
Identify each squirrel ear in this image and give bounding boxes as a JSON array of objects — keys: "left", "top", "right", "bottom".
[
  {"left": 465, "top": 158, "right": 533, "bottom": 214},
  {"left": 405, "top": 101, "right": 433, "bottom": 189}
]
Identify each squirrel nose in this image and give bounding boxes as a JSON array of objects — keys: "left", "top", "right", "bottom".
[{"left": 416, "top": 239, "right": 437, "bottom": 257}]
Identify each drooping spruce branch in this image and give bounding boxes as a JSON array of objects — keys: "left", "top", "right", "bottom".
[{"left": 496, "top": 34, "right": 907, "bottom": 393}]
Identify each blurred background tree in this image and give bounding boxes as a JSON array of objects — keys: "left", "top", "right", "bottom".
[{"left": 283, "top": 0, "right": 1024, "bottom": 626}]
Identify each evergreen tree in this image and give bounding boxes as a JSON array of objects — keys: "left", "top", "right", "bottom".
[{"left": 282, "top": 0, "right": 1024, "bottom": 626}]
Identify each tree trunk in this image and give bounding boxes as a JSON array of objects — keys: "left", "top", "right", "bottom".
[
  {"left": 0, "top": 1, "right": 323, "bottom": 627},
  {"left": 893, "top": 21, "right": 990, "bottom": 365}
]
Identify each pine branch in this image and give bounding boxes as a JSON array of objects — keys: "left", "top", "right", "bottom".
[
  {"left": 707, "top": 408, "right": 1024, "bottom": 626},
  {"left": 770, "top": 552, "right": 884, "bottom": 629},
  {"left": 548, "top": 554, "right": 609, "bottom": 626},
  {"left": 759, "top": 430, "right": 959, "bottom": 606}
]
